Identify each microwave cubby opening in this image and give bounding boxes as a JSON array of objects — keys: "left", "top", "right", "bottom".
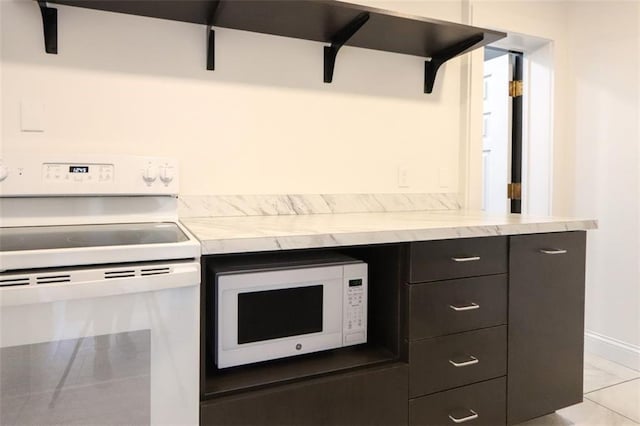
[{"left": 201, "top": 245, "right": 404, "bottom": 400}]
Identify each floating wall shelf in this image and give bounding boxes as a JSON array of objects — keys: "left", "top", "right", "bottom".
[{"left": 37, "top": 0, "right": 506, "bottom": 93}]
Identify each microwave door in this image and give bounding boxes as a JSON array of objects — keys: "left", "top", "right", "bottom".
[
  {"left": 237, "top": 285, "right": 324, "bottom": 344},
  {"left": 216, "top": 266, "right": 344, "bottom": 368}
]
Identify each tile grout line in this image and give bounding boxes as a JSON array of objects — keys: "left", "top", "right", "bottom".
[
  {"left": 585, "top": 360, "right": 640, "bottom": 379},
  {"left": 585, "top": 376, "right": 640, "bottom": 395},
  {"left": 584, "top": 378, "right": 640, "bottom": 425},
  {"left": 583, "top": 397, "right": 640, "bottom": 425}
]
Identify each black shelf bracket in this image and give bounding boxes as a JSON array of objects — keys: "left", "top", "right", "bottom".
[
  {"left": 207, "top": 26, "right": 215, "bottom": 70},
  {"left": 424, "top": 33, "right": 484, "bottom": 94},
  {"left": 206, "top": 0, "right": 220, "bottom": 70},
  {"left": 324, "top": 12, "right": 370, "bottom": 83},
  {"left": 38, "top": 1, "right": 58, "bottom": 54}
]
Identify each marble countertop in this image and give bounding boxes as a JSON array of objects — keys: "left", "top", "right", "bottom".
[{"left": 181, "top": 210, "right": 597, "bottom": 255}]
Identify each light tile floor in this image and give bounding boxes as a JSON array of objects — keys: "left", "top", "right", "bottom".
[{"left": 520, "top": 353, "right": 640, "bottom": 425}]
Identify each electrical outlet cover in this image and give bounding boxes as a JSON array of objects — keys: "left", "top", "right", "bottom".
[
  {"left": 20, "top": 101, "right": 46, "bottom": 132},
  {"left": 439, "top": 167, "right": 452, "bottom": 188}
]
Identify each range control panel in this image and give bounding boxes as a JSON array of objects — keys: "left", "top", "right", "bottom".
[
  {"left": 0, "top": 154, "right": 179, "bottom": 196},
  {"left": 343, "top": 263, "right": 368, "bottom": 346},
  {"left": 43, "top": 163, "right": 115, "bottom": 184}
]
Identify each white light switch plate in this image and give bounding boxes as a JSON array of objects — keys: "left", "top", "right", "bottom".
[
  {"left": 20, "top": 101, "right": 46, "bottom": 132},
  {"left": 397, "top": 166, "right": 410, "bottom": 188}
]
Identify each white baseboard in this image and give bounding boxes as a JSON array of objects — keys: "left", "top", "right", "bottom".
[{"left": 585, "top": 330, "right": 640, "bottom": 371}]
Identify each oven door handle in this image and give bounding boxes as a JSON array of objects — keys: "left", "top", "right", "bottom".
[{"left": 0, "top": 261, "right": 200, "bottom": 307}]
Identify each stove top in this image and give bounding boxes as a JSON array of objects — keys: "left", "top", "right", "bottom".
[
  {"left": 0, "top": 154, "right": 201, "bottom": 272},
  {"left": 0, "top": 222, "right": 189, "bottom": 252}
]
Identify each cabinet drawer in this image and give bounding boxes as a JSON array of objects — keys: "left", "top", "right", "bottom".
[
  {"left": 410, "top": 377, "right": 506, "bottom": 426},
  {"left": 201, "top": 363, "right": 408, "bottom": 426},
  {"left": 409, "top": 326, "right": 506, "bottom": 397},
  {"left": 409, "top": 237, "right": 507, "bottom": 283},
  {"left": 408, "top": 275, "right": 507, "bottom": 340}
]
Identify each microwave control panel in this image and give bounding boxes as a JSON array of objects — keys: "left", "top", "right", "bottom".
[{"left": 342, "top": 262, "right": 368, "bottom": 346}]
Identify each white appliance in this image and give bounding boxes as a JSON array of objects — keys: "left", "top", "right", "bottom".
[
  {"left": 0, "top": 154, "right": 200, "bottom": 426},
  {"left": 214, "top": 256, "right": 367, "bottom": 369}
]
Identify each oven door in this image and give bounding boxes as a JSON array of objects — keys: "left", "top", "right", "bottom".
[
  {"left": 216, "top": 265, "right": 344, "bottom": 369},
  {"left": 0, "top": 260, "right": 200, "bottom": 426}
]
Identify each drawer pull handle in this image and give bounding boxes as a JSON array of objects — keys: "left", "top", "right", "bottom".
[
  {"left": 451, "top": 256, "right": 481, "bottom": 262},
  {"left": 449, "top": 356, "right": 479, "bottom": 368},
  {"left": 449, "top": 410, "right": 478, "bottom": 424},
  {"left": 449, "top": 302, "right": 480, "bottom": 312},
  {"left": 540, "top": 248, "right": 567, "bottom": 255}
]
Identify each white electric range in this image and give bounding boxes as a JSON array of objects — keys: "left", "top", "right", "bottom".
[{"left": 0, "top": 154, "right": 200, "bottom": 425}]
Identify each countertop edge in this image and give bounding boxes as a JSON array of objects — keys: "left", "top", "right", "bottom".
[{"left": 185, "top": 218, "right": 597, "bottom": 256}]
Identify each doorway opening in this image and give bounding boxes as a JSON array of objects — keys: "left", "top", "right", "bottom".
[{"left": 471, "top": 32, "right": 554, "bottom": 216}]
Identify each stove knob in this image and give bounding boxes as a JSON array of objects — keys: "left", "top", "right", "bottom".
[
  {"left": 0, "top": 165, "right": 8, "bottom": 182},
  {"left": 159, "top": 166, "right": 174, "bottom": 184},
  {"left": 142, "top": 166, "right": 157, "bottom": 183}
]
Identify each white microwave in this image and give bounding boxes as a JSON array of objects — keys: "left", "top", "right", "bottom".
[{"left": 214, "top": 256, "right": 367, "bottom": 369}]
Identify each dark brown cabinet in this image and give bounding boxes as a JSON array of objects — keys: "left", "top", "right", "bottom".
[
  {"left": 406, "top": 237, "right": 509, "bottom": 425},
  {"left": 409, "top": 326, "right": 507, "bottom": 397},
  {"left": 407, "top": 274, "right": 507, "bottom": 340},
  {"left": 409, "top": 377, "right": 506, "bottom": 426},
  {"left": 409, "top": 237, "right": 507, "bottom": 283},
  {"left": 200, "top": 232, "right": 587, "bottom": 426},
  {"left": 201, "top": 363, "right": 408, "bottom": 426},
  {"left": 507, "top": 232, "right": 586, "bottom": 425}
]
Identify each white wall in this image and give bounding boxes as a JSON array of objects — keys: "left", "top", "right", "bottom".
[
  {"left": 568, "top": 1, "right": 640, "bottom": 367},
  {"left": 1, "top": 0, "right": 464, "bottom": 196}
]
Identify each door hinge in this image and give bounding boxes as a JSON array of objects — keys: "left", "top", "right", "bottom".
[
  {"left": 507, "top": 183, "right": 522, "bottom": 200},
  {"left": 509, "top": 80, "right": 523, "bottom": 97}
]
